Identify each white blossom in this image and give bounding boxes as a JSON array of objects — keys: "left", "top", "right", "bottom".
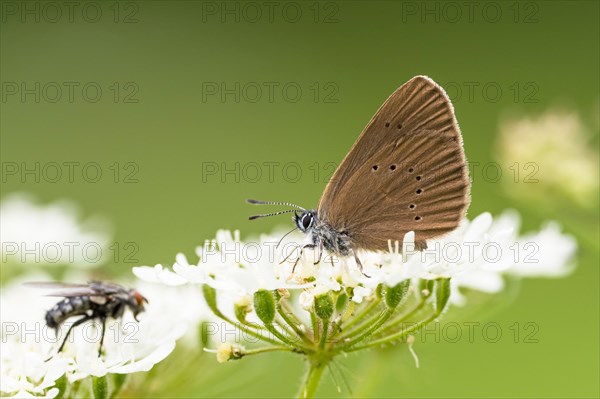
[
  {"left": 496, "top": 108, "right": 599, "bottom": 206},
  {"left": 158, "top": 211, "right": 575, "bottom": 309},
  {"left": 0, "top": 193, "right": 111, "bottom": 268},
  {"left": 0, "top": 275, "right": 204, "bottom": 394}
]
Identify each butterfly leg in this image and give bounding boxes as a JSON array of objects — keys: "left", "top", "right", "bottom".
[
  {"left": 57, "top": 315, "right": 93, "bottom": 354},
  {"left": 279, "top": 242, "right": 303, "bottom": 264},
  {"left": 97, "top": 317, "right": 107, "bottom": 357},
  {"left": 291, "top": 244, "right": 316, "bottom": 273},
  {"left": 353, "top": 252, "right": 371, "bottom": 278},
  {"left": 313, "top": 242, "right": 324, "bottom": 265}
]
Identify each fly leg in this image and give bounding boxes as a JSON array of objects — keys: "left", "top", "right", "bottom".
[
  {"left": 98, "top": 317, "right": 107, "bottom": 357},
  {"left": 57, "top": 315, "right": 93, "bottom": 354}
]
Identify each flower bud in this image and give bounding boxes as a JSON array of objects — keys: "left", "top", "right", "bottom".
[
  {"left": 234, "top": 295, "right": 252, "bottom": 323},
  {"left": 216, "top": 343, "right": 244, "bottom": 363},
  {"left": 419, "top": 279, "right": 434, "bottom": 298},
  {"left": 336, "top": 292, "right": 349, "bottom": 313},
  {"left": 385, "top": 279, "right": 410, "bottom": 309},
  {"left": 254, "top": 289, "right": 276, "bottom": 324},
  {"left": 299, "top": 292, "right": 314, "bottom": 310},
  {"left": 92, "top": 376, "right": 108, "bottom": 399},
  {"left": 375, "top": 283, "right": 384, "bottom": 299},
  {"left": 314, "top": 293, "right": 334, "bottom": 321}
]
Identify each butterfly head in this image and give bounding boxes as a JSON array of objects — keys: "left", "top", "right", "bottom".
[{"left": 294, "top": 210, "right": 317, "bottom": 233}]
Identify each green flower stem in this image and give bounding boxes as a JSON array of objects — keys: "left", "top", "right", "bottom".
[
  {"left": 336, "top": 308, "right": 387, "bottom": 341},
  {"left": 275, "top": 315, "right": 299, "bottom": 337},
  {"left": 319, "top": 320, "right": 330, "bottom": 350},
  {"left": 277, "top": 303, "right": 312, "bottom": 345},
  {"left": 213, "top": 311, "right": 283, "bottom": 346},
  {"left": 339, "top": 308, "right": 395, "bottom": 350},
  {"left": 263, "top": 322, "right": 305, "bottom": 348},
  {"left": 298, "top": 359, "right": 328, "bottom": 399},
  {"left": 345, "top": 312, "right": 438, "bottom": 353},
  {"left": 244, "top": 346, "right": 297, "bottom": 356},
  {"left": 377, "top": 297, "right": 427, "bottom": 335},
  {"left": 334, "top": 297, "right": 381, "bottom": 336},
  {"left": 310, "top": 312, "right": 318, "bottom": 342}
]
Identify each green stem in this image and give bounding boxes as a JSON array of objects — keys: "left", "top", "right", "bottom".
[
  {"left": 376, "top": 297, "right": 427, "bottom": 335},
  {"left": 263, "top": 323, "right": 305, "bottom": 349},
  {"left": 310, "top": 312, "right": 318, "bottom": 342},
  {"left": 244, "top": 346, "right": 297, "bottom": 356},
  {"left": 345, "top": 313, "right": 438, "bottom": 353},
  {"left": 340, "top": 308, "right": 394, "bottom": 350},
  {"left": 213, "top": 312, "right": 283, "bottom": 346},
  {"left": 336, "top": 308, "right": 386, "bottom": 341},
  {"left": 298, "top": 359, "right": 328, "bottom": 399},
  {"left": 277, "top": 304, "right": 312, "bottom": 345},
  {"left": 334, "top": 297, "right": 381, "bottom": 337},
  {"left": 319, "top": 320, "right": 330, "bottom": 350}
]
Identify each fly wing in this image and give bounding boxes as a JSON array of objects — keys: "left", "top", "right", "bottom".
[
  {"left": 24, "top": 281, "right": 127, "bottom": 298},
  {"left": 317, "top": 76, "right": 470, "bottom": 251}
]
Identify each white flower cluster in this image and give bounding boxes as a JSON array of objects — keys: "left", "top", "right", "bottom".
[
  {"left": 0, "top": 276, "right": 204, "bottom": 398},
  {"left": 0, "top": 192, "right": 577, "bottom": 398},
  {"left": 0, "top": 193, "right": 111, "bottom": 268},
  {"left": 497, "top": 108, "right": 599, "bottom": 206},
  {"left": 0, "top": 194, "right": 207, "bottom": 398},
  {"left": 136, "top": 210, "right": 576, "bottom": 311}
]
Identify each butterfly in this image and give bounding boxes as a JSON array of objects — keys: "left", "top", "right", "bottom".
[{"left": 248, "top": 76, "right": 470, "bottom": 274}]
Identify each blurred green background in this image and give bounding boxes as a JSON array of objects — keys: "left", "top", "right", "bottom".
[{"left": 1, "top": 1, "right": 598, "bottom": 397}]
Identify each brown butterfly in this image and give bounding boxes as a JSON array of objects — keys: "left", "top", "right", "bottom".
[{"left": 248, "top": 76, "right": 470, "bottom": 274}]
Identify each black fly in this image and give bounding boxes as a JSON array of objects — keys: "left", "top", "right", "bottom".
[{"left": 25, "top": 281, "right": 148, "bottom": 357}]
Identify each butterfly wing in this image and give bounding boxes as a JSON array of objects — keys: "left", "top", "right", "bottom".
[{"left": 317, "top": 76, "right": 470, "bottom": 251}]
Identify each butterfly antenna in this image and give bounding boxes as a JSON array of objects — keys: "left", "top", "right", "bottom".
[
  {"left": 248, "top": 209, "right": 298, "bottom": 221},
  {"left": 246, "top": 199, "right": 306, "bottom": 211}
]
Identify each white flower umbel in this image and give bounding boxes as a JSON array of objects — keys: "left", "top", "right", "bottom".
[
  {"left": 141, "top": 211, "right": 576, "bottom": 398},
  {"left": 496, "top": 108, "right": 599, "bottom": 207},
  {"left": 0, "top": 275, "right": 202, "bottom": 398},
  {"left": 0, "top": 193, "right": 111, "bottom": 269}
]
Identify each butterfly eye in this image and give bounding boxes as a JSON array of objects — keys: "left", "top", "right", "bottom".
[{"left": 302, "top": 214, "right": 313, "bottom": 229}]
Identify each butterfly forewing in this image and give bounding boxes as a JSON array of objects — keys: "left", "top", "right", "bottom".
[{"left": 318, "top": 76, "right": 470, "bottom": 250}]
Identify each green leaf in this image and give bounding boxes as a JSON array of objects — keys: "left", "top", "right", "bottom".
[
  {"left": 202, "top": 284, "right": 222, "bottom": 317},
  {"left": 254, "top": 290, "right": 276, "bottom": 324},
  {"left": 385, "top": 279, "right": 411, "bottom": 309},
  {"left": 435, "top": 278, "right": 452, "bottom": 314},
  {"left": 314, "top": 293, "right": 334, "bottom": 320},
  {"left": 92, "top": 376, "right": 108, "bottom": 399}
]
